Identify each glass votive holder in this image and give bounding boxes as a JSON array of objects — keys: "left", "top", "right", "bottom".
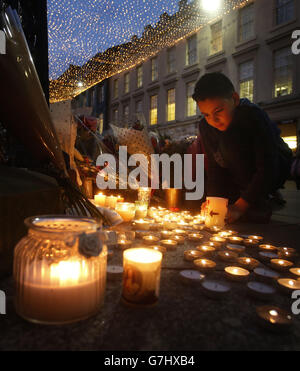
[
  {"left": 122, "top": 248, "right": 162, "bottom": 306},
  {"left": 115, "top": 202, "right": 136, "bottom": 222},
  {"left": 138, "top": 187, "right": 151, "bottom": 203},
  {"left": 135, "top": 201, "right": 148, "bottom": 219}
]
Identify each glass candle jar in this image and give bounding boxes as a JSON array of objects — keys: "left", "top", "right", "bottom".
[
  {"left": 115, "top": 202, "right": 136, "bottom": 222},
  {"left": 13, "top": 216, "right": 108, "bottom": 325}
]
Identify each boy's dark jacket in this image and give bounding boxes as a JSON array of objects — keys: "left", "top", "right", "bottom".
[{"left": 198, "top": 98, "right": 293, "bottom": 204}]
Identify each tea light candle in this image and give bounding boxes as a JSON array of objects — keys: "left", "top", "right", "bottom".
[
  {"left": 244, "top": 238, "right": 259, "bottom": 248},
  {"left": 210, "top": 236, "right": 226, "bottom": 246},
  {"left": 201, "top": 279, "right": 231, "bottom": 299},
  {"left": 117, "top": 239, "right": 133, "bottom": 250},
  {"left": 122, "top": 248, "right": 162, "bottom": 306},
  {"left": 247, "top": 281, "right": 276, "bottom": 300},
  {"left": 188, "top": 233, "right": 204, "bottom": 242},
  {"left": 135, "top": 230, "right": 150, "bottom": 239},
  {"left": 135, "top": 201, "right": 148, "bottom": 219},
  {"left": 194, "top": 259, "right": 216, "bottom": 273},
  {"left": 107, "top": 265, "right": 124, "bottom": 280},
  {"left": 277, "top": 278, "right": 300, "bottom": 293},
  {"left": 149, "top": 222, "right": 162, "bottom": 231},
  {"left": 254, "top": 267, "right": 280, "bottom": 282},
  {"left": 148, "top": 245, "right": 167, "bottom": 254},
  {"left": 225, "top": 266, "right": 250, "bottom": 282},
  {"left": 270, "top": 259, "right": 293, "bottom": 272},
  {"left": 116, "top": 195, "right": 124, "bottom": 203},
  {"left": 207, "top": 241, "right": 222, "bottom": 250},
  {"left": 258, "top": 251, "right": 278, "bottom": 262},
  {"left": 259, "top": 244, "right": 277, "bottom": 252},
  {"left": 218, "top": 251, "right": 238, "bottom": 263},
  {"left": 143, "top": 235, "right": 160, "bottom": 245},
  {"left": 180, "top": 270, "right": 205, "bottom": 284},
  {"left": 161, "top": 239, "right": 178, "bottom": 250},
  {"left": 132, "top": 219, "right": 151, "bottom": 231},
  {"left": 105, "top": 195, "right": 118, "bottom": 209},
  {"left": 193, "top": 223, "right": 205, "bottom": 231},
  {"left": 209, "top": 226, "right": 223, "bottom": 233},
  {"left": 277, "top": 248, "right": 297, "bottom": 261},
  {"left": 172, "top": 229, "right": 187, "bottom": 236},
  {"left": 226, "top": 243, "right": 245, "bottom": 253},
  {"left": 256, "top": 306, "right": 293, "bottom": 332},
  {"left": 248, "top": 235, "right": 263, "bottom": 242},
  {"left": 196, "top": 245, "right": 216, "bottom": 257},
  {"left": 161, "top": 230, "right": 173, "bottom": 239},
  {"left": 290, "top": 268, "right": 300, "bottom": 277},
  {"left": 94, "top": 193, "right": 106, "bottom": 207},
  {"left": 228, "top": 236, "right": 244, "bottom": 245},
  {"left": 184, "top": 250, "right": 204, "bottom": 261},
  {"left": 115, "top": 202, "right": 136, "bottom": 222},
  {"left": 236, "top": 257, "right": 259, "bottom": 270},
  {"left": 173, "top": 235, "right": 185, "bottom": 244}
]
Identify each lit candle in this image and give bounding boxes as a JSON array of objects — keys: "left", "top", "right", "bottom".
[
  {"left": 94, "top": 193, "right": 106, "bottom": 207},
  {"left": 160, "top": 239, "right": 178, "bottom": 250},
  {"left": 116, "top": 195, "right": 124, "bottom": 203},
  {"left": 147, "top": 207, "right": 157, "bottom": 218},
  {"left": 148, "top": 245, "right": 167, "bottom": 254},
  {"left": 132, "top": 219, "right": 151, "bottom": 231},
  {"left": 225, "top": 266, "right": 250, "bottom": 282},
  {"left": 194, "top": 259, "right": 216, "bottom": 273},
  {"left": 256, "top": 306, "right": 293, "bottom": 331},
  {"left": 173, "top": 235, "right": 185, "bottom": 244},
  {"left": 207, "top": 241, "right": 222, "bottom": 250},
  {"left": 142, "top": 235, "right": 160, "bottom": 245},
  {"left": 137, "top": 187, "right": 151, "bottom": 203},
  {"left": 226, "top": 243, "right": 245, "bottom": 253},
  {"left": 135, "top": 230, "right": 150, "bottom": 239},
  {"left": 209, "top": 225, "right": 223, "bottom": 233},
  {"left": 290, "top": 268, "right": 300, "bottom": 277},
  {"left": 277, "top": 278, "right": 300, "bottom": 293},
  {"left": 172, "top": 229, "right": 187, "bottom": 236},
  {"left": 270, "top": 259, "right": 293, "bottom": 272},
  {"left": 117, "top": 239, "right": 133, "bottom": 250},
  {"left": 236, "top": 257, "right": 259, "bottom": 270},
  {"left": 277, "top": 247, "right": 297, "bottom": 261},
  {"left": 244, "top": 238, "right": 259, "bottom": 248},
  {"left": 193, "top": 223, "right": 205, "bottom": 231},
  {"left": 218, "top": 251, "right": 238, "bottom": 262},
  {"left": 247, "top": 281, "right": 276, "bottom": 300},
  {"left": 188, "top": 233, "right": 204, "bottom": 242},
  {"left": 196, "top": 245, "right": 216, "bottom": 257},
  {"left": 105, "top": 195, "right": 118, "bottom": 209},
  {"left": 201, "top": 279, "right": 231, "bottom": 299},
  {"left": 259, "top": 244, "right": 277, "bottom": 252},
  {"left": 184, "top": 250, "right": 204, "bottom": 261},
  {"left": 228, "top": 236, "right": 244, "bottom": 245},
  {"left": 115, "top": 202, "right": 136, "bottom": 222},
  {"left": 135, "top": 201, "right": 148, "bottom": 219},
  {"left": 160, "top": 230, "right": 173, "bottom": 239},
  {"left": 210, "top": 236, "right": 226, "bottom": 246},
  {"left": 248, "top": 235, "right": 263, "bottom": 242},
  {"left": 122, "top": 248, "right": 162, "bottom": 306}
]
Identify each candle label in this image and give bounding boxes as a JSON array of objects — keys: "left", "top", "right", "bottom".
[
  {"left": 122, "top": 263, "right": 160, "bottom": 305},
  {"left": 78, "top": 232, "right": 104, "bottom": 258}
]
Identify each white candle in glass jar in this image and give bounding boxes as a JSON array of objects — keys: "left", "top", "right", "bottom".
[
  {"left": 105, "top": 195, "right": 118, "bottom": 209},
  {"left": 94, "top": 193, "right": 106, "bottom": 207}
]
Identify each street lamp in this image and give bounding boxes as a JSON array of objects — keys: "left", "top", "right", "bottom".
[{"left": 202, "top": 0, "right": 221, "bottom": 12}]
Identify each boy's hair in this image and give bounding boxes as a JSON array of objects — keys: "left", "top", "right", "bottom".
[{"left": 192, "top": 72, "right": 235, "bottom": 102}]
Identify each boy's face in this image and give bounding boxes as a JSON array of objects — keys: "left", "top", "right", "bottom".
[{"left": 197, "top": 93, "right": 240, "bottom": 131}]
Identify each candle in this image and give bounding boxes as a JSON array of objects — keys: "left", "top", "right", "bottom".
[
  {"left": 147, "top": 207, "right": 157, "bottom": 218},
  {"left": 161, "top": 239, "right": 178, "bottom": 250},
  {"left": 193, "top": 223, "right": 205, "bottom": 231},
  {"left": 196, "top": 245, "right": 216, "bottom": 257},
  {"left": 132, "top": 219, "right": 151, "bottom": 231},
  {"left": 135, "top": 201, "right": 148, "bottom": 219},
  {"left": 236, "top": 257, "right": 259, "bottom": 270},
  {"left": 225, "top": 266, "right": 250, "bottom": 282},
  {"left": 290, "top": 268, "right": 300, "bottom": 277},
  {"left": 94, "top": 193, "right": 106, "bottom": 207},
  {"left": 117, "top": 239, "right": 133, "bottom": 250},
  {"left": 201, "top": 279, "right": 231, "bottom": 299},
  {"left": 173, "top": 235, "right": 185, "bottom": 244},
  {"left": 248, "top": 235, "right": 263, "bottom": 242},
  {"left": 172, "top": 229, "right": 187, "bottom": 236},
  {"left": 137, "top": 187, "right": 151, "bottom": 203},
  {"left": 218, "top": 251, "right": 238, "bottom": 262},
  {"left": 254, "top": 267, "right": 280, "bottom": 282},
  {"left": 115, "top": 202, "right": 136, "bottom": 222},
  {"left": 226, "top": 243, "right": 245, "bottom": 253},
  {"left": 180, "top": 270, "right": 205, "bottom": 284},
  {"left": 184, "top": 250, "right": 204, "bottom": 261},
  {"left": 116, "top": 195, "right": 124, "bottom": 203},
  {"left": 117, "top": 231, "right": 136, "bottom": 241},
  {"left": 256, "top": 306, "right": 293, "bottom": 332},
  {"left": 194, "top": 259, "right": 216, "bottom": 273},
  {"left": 244, "top": 238, "right": 259, "bottom": 248},
  {"left": 204, "top": 197, "right": 228, "bottom": 228},
  {"left": 228, "top": 236, "right": 244, "bottom": 245},
  {"left": 259, "top": 244, "right": 277, "bottom": 252},
  {"left": 270, "top": 259, "right": 293, "bottom": 272},
  {"left": 277, "top": 248, "right": 297, "bottom": 261},
  {"left": 247, "top": 281, "right": 276, "bottom": 300},
  {"left": 277, "top": 278, "right": 300, "bottom": 293},
  {"left": 107, "top": 265, "right": 124, "bottom": 280},
  {"left": 210, "top": 236, "right": 226, "bottom": 246},
  {"left": 135, "top": 230, "right": 151, "bottom": 239},
  {"left": 142, "top": 235, "right": 160, "bottom": 245},
  {"left": 188, "top": 233, "right": 204, "bottom": 242},
  {"left": 209, "top": 225, "right": 223, "bottom": 233},
  {"left": 148, "top": 245, "right": 167, "bottom": 254},
  {"left": 207, "top": 241, "right": 222, "bottom": 250},
  {"left": 122, "top": 248, "right": 162, "bottom": 306},
  {"left": 258, "top": 251, "right": 278, "bottom": 262},
  {"left": 105, "top": 195, "right": 118, "bottom": 209},
  {"left": 149, "top": 222, "right": 162, "bottom": 231}
]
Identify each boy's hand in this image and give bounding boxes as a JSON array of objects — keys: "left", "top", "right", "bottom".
[{"left": 226, "top": 198, "right": 249, "bottom": 224}]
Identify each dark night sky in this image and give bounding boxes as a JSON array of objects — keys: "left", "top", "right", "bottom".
[{"left": 47, "top": 0, "right": 182, "bottom": 79}]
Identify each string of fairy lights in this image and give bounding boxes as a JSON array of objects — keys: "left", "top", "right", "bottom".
[{"left": 48, "top": 0, "right": 252, "bottom": 103}]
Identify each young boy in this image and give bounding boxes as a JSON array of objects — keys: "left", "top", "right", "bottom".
[{"left": 192, "top": 72, "right": 292, "bottom": 223}]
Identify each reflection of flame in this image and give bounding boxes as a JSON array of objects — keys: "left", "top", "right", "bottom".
[{"left": 50, "top": 260, "right": 88, "bottom": 285}]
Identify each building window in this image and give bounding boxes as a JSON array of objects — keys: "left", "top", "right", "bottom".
[
  {"left": 112, "top": 108, "right": 118, "bottom": 123},
  {"left": 124, "top": 73, "right": 130, "bottom": 94},
  {"left": 275, "top": 0, "right": 294, "bottom": 25},
  {"left": 99, "top": 113, "right": 104, "bottom": 134},
  {"left": 137, "top": 65, "right": 143, "bottom": 88},
  {"left": 150, "top": 95, "right": 158, "bottom": 125},
  {"left": 210, "top": 21, "right": 223, "bottom": 55},
  {"left": 239, "top": 4, "right": 254, "bottom": 42},
  {"left": 123, "top": 104, "right": 130, "bottom": 123},
  {"left": 113, "top": 79, "right": 118, "bottom": 99},
  {"left": 151, "top": 58, "right": 158, "bottom": 81},
  {"left": 186, "top": 34, "right": 197, "bottom": 66},
  {"left": 136, "top": 100, "right": 142, "bottom": 115},
  {"left": 274, "top": 47, "right": 293, "bottom": 98},
  {"left": 167, "top": 47, "right": 176, "bottom": 74},
  {"left": 98, "top": 85, "right": 104, "bottom": 104},
  {"left": 239, "top": 60, "right": 254, "bottom": 102},
  {"left": 167, "top": 88, "right": 176, "bottom": 122},
  {"left": 186, "top": 82, "right": 197, "bottom": 117}
]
